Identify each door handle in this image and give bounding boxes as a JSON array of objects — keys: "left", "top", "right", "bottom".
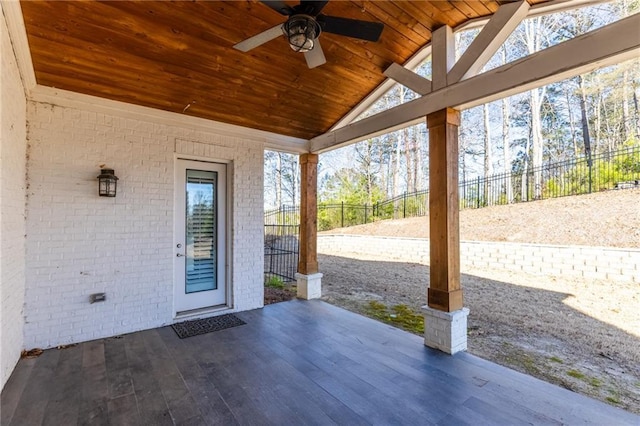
[{"left": 176, "top": 253, "right": 185, "bottom": 257}]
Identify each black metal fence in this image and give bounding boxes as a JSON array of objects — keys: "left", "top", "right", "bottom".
[
  {"left": 374, "top": 190, "right": 429, "bottom": 221},
  {"left": 264, "top": 224, "right": 299, "bottom": 283},
  {"left": 263, "top": 146, "right": 639, "bottom": 281},
  {"left": 460, "top": 146, "right": 640, "bottom": 208}
]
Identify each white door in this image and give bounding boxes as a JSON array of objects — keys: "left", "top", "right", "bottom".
[{"left": 174, "top": 159, "right": 227, "bottom": 313}]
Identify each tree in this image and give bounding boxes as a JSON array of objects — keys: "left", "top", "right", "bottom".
[
  {"left": 265, "top": 0, "right": 640, "bottom": 210},
  {"left": 264, "top": 151, "right": 299, "bottom": 209},
  {"left": 522, "top": 16, "right": 550, "bottom": 199}
]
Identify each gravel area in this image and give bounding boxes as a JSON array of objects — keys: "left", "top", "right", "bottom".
[{"left": 318, "top": 189, "right": 640, "bottom": 414}]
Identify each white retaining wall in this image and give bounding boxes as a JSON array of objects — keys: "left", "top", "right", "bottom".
[
  {"left": 0, "top": 11, "right": 27, "bottom": 389},
  {"left": 23, "top": 99, "right": 265, "bottom": 349},
  {"left": 318, "top": 235, "right": 639, "bottom": 283}
]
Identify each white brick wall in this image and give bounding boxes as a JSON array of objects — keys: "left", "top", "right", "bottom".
[
  {"left": 0, "top": 12, "right": 27, "bottom": 389},
  {"left": 318, "top": 235, "right": 640, "bottom": 283},
  {"left": 23, "top": 100, "right": 265, "bottom": 349}
]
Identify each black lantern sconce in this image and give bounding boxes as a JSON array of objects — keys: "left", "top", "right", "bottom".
[{"left": 97, "top": 168, "right": 118, "bottom": 197}]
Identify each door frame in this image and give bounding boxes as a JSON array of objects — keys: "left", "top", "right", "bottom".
[{"left": 173, "top": 155, "right": 233, "bottom": 317}]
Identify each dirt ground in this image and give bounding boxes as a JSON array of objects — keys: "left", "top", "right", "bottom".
[
  {"left": 331, "top": 188, "right": 640, "bottom": 248},
  {"left": 318, "top": 189, "right": 640, "bottom": 414}
]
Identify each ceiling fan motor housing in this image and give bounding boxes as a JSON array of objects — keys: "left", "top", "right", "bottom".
[{"left": 283, "top": 14, "right": 321, "bottom": 52}]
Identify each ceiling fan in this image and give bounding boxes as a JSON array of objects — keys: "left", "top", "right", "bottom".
[{"left": 233, "top": 0, "right": 384, "bottom": 69}]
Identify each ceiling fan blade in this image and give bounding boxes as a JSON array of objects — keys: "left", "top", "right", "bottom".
[
  {"left": 261, "top": 1, "right": 295, "bottom": 16},
  {"left": 304, "top": 40, "right": 326, "bottom": 69},
  {"left": 300, "top": 0, "right": 329, "bottom": 16},
  {"left": 233, "top": 25, "right": 284, "bottom": 52},
  {"left": 318, "top": 15, "right": 384, "bottom": 42}
]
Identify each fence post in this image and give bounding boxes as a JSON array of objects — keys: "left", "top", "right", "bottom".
[
  {"left": 341, "top": 201, "right": 344, "bottom": 228},
  {"left": 364, "top": 204, "right": 368, "bottom": 224},
  {"left": 280, "top": 204, "right": 285, "bottom": 225},
  {"left": 476, "top": 177, "right": 481, "bottom": 209}
]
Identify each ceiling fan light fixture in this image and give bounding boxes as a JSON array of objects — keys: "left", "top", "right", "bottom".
[{"left": 283, "top": 15, "right": 320, "bottom": 52}]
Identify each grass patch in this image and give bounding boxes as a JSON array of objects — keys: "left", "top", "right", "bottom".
[
  {"left": 606, "top": 389, "right": 620, "bottom": 405},
  {"left": 549, "top": 356, "right": 563, "bottom": 364},
  {"left": 606, "top": 396, "right": 620, "bottom": 404},
  {"left": 563, "top": 367, "right": 602, "bottom": 388},
  {"left": 589, "top": 377, "right": 602, "bottom": 388},
  {"left": 567, "top": 369, "right": 585, "bottom": 379},
  {"left": 505, "top": 352, "right": 541, "bottom": 376},
  {"left": 265, "top": 276, "right": 285, "bottom": 289},
  {"left": 364, "top": 301, "right": 424, "bottom": 334}
]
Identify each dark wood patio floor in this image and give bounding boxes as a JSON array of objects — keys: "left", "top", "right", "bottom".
[{"left": 2, "top": 300, "right": 638, "bottom": 425}]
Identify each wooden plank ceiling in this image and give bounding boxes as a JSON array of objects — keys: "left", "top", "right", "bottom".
[{"left": 21, "top": 0, "right": 548, "bottom": 140}]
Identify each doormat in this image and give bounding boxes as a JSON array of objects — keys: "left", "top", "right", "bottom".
[{"left": 171, "top": 314, "right": 246, "bottom": 339}]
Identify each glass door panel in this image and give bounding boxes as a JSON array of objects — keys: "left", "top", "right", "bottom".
[{"left": 186, "top": 170, "right": 217, "bottom": 293}]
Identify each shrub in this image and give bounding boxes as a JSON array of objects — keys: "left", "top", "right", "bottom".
[{"left": 265, "top": 276, "right": 285, "bottom": 289}]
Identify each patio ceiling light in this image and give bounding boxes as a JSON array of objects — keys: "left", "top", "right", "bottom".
[
  {"left": 97, "top": 168, "right": 118, "bottom": 197},
  {"left": 282, "top": 15, "right": 320, "bottom": 52}
]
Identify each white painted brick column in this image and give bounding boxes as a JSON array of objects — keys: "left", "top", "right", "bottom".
[
  {"left": 296, "top": 272, "right": 323, "bottom": 300},
  {"left": 421, "top": 306, "right": 470, "bottom": 354}
]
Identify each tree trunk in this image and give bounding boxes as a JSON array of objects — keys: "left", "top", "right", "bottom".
[
  {"left": 378, "top": 137, "right": 388, "bottom": 197},
  {"left": 392, "top": 133, "right": 401, "bottom": 198},
  {"left": 483, "top": 103, "right": 493, "bottom": 205},
  {"left": 290, "top": 158, "right": 299, "bottom": 206},
  {"left": 593, "top": 76, "right": 602, "bottom": 154},
  {"left": 414, "top": 129, "right": 423, "bottom": 191},
  {"left": 502, "top": 97, "right": 513, "bottom": 203},
  {"left": 566, "top": 81, "right": 579, "bottom": 157},
  {"left": 622, "top": 69, "right": 631, "bottom": 142},
  {"left": 404, "top": 126, "right": 413, "bottom": 193},
  {"left": 578, "top": 75, "right": 592, "bottom": 158},
  {"left": 276, "top": 152, "right": 282, "bottom": 207},
  {"left": 530, "top": 88, "right": 544, "bottom": 199},
  {"left": 634, "top": 89, "right": 640, "bottom": 139},
  {"left": 521, "top": 130, "right": 531, "bottom": 202},
  {"left": 365, "top": 140, "right": 374, "bottom": 204},
  {"left": 524, "top": 17, "right": 545, "bottom": 200}
]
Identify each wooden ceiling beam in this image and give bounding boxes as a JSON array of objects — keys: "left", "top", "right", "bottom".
[
  {"left": 383, "top": 63, "right": 432, "bottom": 95},
  {"left": 448, "top": 0, "right": 530, "bottom": 83},
  {"left": 310, "top": 13, "right": 640, "bottom": 152},
  {"left": 431, "top": 25, "right": 455, "bottom": 91}
]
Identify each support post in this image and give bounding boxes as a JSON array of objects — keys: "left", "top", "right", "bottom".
[
  {"left": 422, "top": 108, "right": 469, "bottom": 354},
  {"left": 296, "top": 153, "right": 322, "bottom": 299}
]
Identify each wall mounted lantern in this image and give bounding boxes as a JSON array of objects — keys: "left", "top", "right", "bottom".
[{"left": 97, "top": 168, "right": 118, "bottom": 197}]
